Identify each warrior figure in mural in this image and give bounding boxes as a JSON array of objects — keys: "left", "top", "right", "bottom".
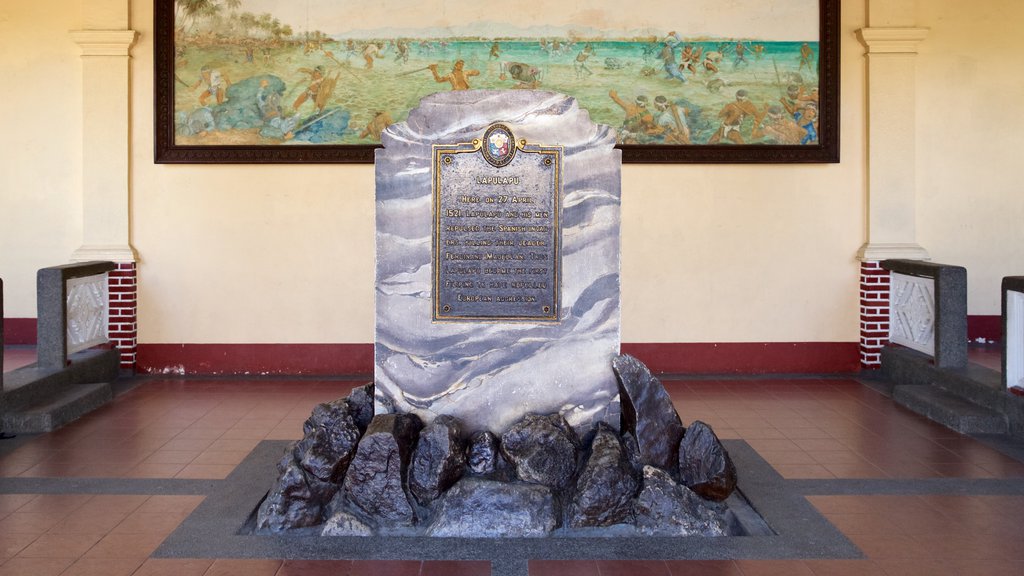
[
  {"left": 609, "top": 90, "right": 656, "bottom": 142},
  {"left": 428, "top": 60, "right": 480, "bottom": 90},
  {"left": 652, "top": 95, "right": 692, "bottom": 144},
  {"left": 574, "top": 44, "right": 595, "bottom": 79},
  {"left": 708, "top": 90, "right": 766, "bottom": 145},
  {"left": 500, "top": 62, "right": 543, "bottom": 89},
  {"left": 659, "top": 40, "right": 687, "bottom": 83},
  {"left": 362, "top": 42, "right": 383, "bottom": 70},
  {"left": 293, "top": 66, "right": 325, "bottom": 112},
  {"left": 799, "top": 42, "right": 815, "bottom": 71},
  {"left": 192, "top": 65, "right": 230, "bottom": 106},
  {"left": 360, "top": 111, "right": 393, "bottom": 141}
]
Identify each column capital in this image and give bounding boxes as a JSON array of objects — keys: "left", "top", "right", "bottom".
[
  {"left": 857, "top": 243, "right": 931, "bottom": 263},
  {"left": 69, "top": 29, "right": 138, "bottom": 56},
  {"left": 857, "top": 27, "right": 929, "bottom": 54},
  {"left": 71, "top": 245, "right": 138, "bottom": 264}
]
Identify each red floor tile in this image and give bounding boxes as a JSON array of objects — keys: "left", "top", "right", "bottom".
[
  {"left": 664, "top": 560, "right": 742, "bottom": 576},
  {"left": 421, "top": 560, "right": 491, "bottom": 576},
  {"left": 732, "top": 560, "right": 815, "bottom": 576},
  {"left": 595, "top": 560, "right": 671, "bottom": 576},
  {"left": 349, "top": 560, "right": 422, "bottom": 576},
  {"left": 276, "top": 559, "right": 353, "bottom": 576},
  {"left": 0, "top": 557, "right": 74, "bottom": 576},
  {"left": 60, "top": 558, "right": 144, "bottom": 576},
  {"left": 529, "top": 560, "right": 600, "bottom": 576},
  {"left": 131, "top": 558, "right": 214, "bottom": 576},
  {"left": 203, "top": 559, "right": 282, "bottom": 576}
]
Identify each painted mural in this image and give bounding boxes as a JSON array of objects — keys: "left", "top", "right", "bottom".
[{"left": 172, "top": 0, "right": 821, "bottom": 146}]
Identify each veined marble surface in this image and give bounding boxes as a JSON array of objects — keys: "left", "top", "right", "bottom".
[{"left": 375, "top": 90, "right": 621, "bottom": 435}]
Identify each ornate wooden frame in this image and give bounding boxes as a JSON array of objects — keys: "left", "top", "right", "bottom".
[{"left": 154, "top": 0, "right": 839, "bottom": 164}]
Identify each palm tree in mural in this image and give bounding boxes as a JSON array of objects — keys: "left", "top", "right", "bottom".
[{"left": 174, "top": 0, "right": 231, "bottom": 34}]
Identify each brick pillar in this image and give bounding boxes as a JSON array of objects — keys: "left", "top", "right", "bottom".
[
  {"left": 860, "top": 262, "right": 891, "bottom": 369},
  {"left": 108, "top": 262, "right": 137, "bottom": 371}
]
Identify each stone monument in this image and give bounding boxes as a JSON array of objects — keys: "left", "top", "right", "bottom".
[
  {"left": 374, "top": 90, "right": 621, "bottom": 434},
  {"left": 256, "top": 90, "right": 739, "bottom": 539}
]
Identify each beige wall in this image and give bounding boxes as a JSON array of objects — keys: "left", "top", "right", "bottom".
[
  {"left": 916, "top": 0, "right": 1024, "bottom": 316},
  {"left": 4, "top": 0, "right": 1016, "bottom": 347},
  {"left": 0, "top": 1, "right": 83, "bottom": 317}
]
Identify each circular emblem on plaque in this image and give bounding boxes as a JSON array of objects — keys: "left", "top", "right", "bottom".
[{"left": 481, "top": 124, "right": 517, "bottom": 168}]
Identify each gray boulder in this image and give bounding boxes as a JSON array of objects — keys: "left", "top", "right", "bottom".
[
  {"left": 633, "top": 466, "right": 730, "bottom": 536},
  {"left": 426, "top": 477, "right": 556, "bottom": 537},
  {"left": 467, "top": 430, "right": 500, "bottom": 476},
  {"left": 256, "top": 456, "right": 338, "bottom": 532},
  {"left": 568, "top": 423, "right": 639, "bottom": 528},
  {"left": 346, "top": 382, "right": 375, "bottom": 433},
  {"left": 409, "top": 415, "right": 467, "bottom": 504},
  {"left": 500, "top": 413, "right": 580, "bottom": 491},
  {"left": 342, "top": 413, "right": 423, "bottom": 527},
  {"left": 613, "top": 355, "right": 685, "bottom": 474},
  {"left": 294, "top": 399, "right": 361, "bottom": 483},
  {"left": 320, "top": 509, "right": 375, "bottom": 536},
  {"left": 679, "top": 420, "right": 737, "bottom": 502}
]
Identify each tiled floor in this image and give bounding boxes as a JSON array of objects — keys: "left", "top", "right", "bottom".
[
  {"left": 0, "top": 369, "right": 1022, "bottom": 574},
  {"left": 2, "top": 347, "right": 36, "bottom": 373}
]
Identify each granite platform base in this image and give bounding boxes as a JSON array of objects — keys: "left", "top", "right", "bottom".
[{"left": 152, "top": 440, "right": 859, "bottom": 576}]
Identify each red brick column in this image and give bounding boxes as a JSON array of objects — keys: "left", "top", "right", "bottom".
[
  {"left": 108, "top": 262, "right": 137, "bottom": 371},
  {"left": 860, "top": 261, "right": 891, "bottom": 369}
]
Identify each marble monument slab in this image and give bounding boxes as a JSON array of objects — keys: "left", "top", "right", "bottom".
[{"left": 375, "top": 90, "right": 620, "bottom": 435}]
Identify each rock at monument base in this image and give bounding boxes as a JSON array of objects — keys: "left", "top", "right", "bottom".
[
  {"left": 257, "top": 456, "right": 338, "bottom": 532},
  {"left": 342, "top": 413, "right": 422, "bottom": 527},
  {"left": 409, "top": 415, "right": 467, "bottom": 505},
  {"left": 345, "top": 383, "right": 375, "bottom": 433},
  {"left": 679, "top": 420, "right": 738, "bottom": 502},
  {"left": 320, "top": 509, "right": 375, "bottom": 537},
  {"left": 294, "top": 399, "right": 361, "bottom": 483},
  {"left": 568, "top": 423, "right": 639, "bottom": 528},
  {"left": 613, "top": 355, "right": 685, "bottom": 474},
  {"left": 467, "top": 430, "right": 500, "bottom": 476},
  {"left": 425, "top": 477, "right": 557, "bottom": 537},
  {"left": 633, "top": 466, "right": 730, "bottom": 537},
  {"left": 500, "top": 413, "right": 580, "bottom": 491}
]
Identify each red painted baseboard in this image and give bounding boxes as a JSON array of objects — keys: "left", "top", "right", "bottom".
[
  {"left": 136, "top": 344, "right": 375, "bottom": 376},
  {"left": 968, "top": 315, "right": 1001, "bottom": 343},
  {"left": 2, "top": 318, "right": 37, "bottom": 346},
  {"left": 135, "top": 341, "right": 861, "bottom": 376},
  {"left": 622, "top": 342, "right": 861, "bottom": 374}
]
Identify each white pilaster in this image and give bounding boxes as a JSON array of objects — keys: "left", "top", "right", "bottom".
[
  {"left": 856, "top": 21, "right": 930, "bottom": 263},
  {"left": 69, "top": 2, "right": 137, "bottom": 264}
]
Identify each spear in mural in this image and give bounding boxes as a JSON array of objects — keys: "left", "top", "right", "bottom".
[
  {"left": 771, "top": 57, "right": 785, "bottom": 97},
  {"left": 322, "top": 50, "right": 363, "bottom": 82},
  {"left": 396, "top": 65, "right": 433, "bottom": 77}
]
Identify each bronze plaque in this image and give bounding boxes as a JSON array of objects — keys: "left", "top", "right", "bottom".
[{"left": 433, "top": 124, "right": 562, "bottom": 322}]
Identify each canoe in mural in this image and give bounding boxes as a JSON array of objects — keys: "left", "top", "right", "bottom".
[{"left": 172, "top": 0, "right": 821, "bottom": 146}]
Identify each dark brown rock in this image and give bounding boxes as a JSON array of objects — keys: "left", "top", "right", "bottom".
[
  {"left": 342, "top": 413, "right": 423, "bottom": 527},
  {"left": 567, "top": 423, "right": 639, "bottom": 528},
  {"left": 346, "top": 382, "right": 375, "bottom": 433},
  {"left": 633, "top": 466, "right": 730, "bottom": 536},
  {"left": 425, "top": 477, "right": 556, "bottom": 537},
  {"left": 678, "top": 420, "right": 737, "bottom": 502},
  {"left": 409, "top": 415, "right": 467, "bottom": 504},
  {"left": 293, "top": 400, "right": 361, "bottom": 483},
  {"left": 256, "top": 456, "right": 338, "bottom": 532},
  {"left": 500, "top": 413, "right": 580, "bottom": 491},
  {"left": 613, "top": 354, "right": 685, "bottom": 474},
  {"left": 467, "top": 430, "right": 500, "bottom": 476}
]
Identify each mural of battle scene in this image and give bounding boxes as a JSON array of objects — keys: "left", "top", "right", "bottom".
[{"left": 173, "top": 0, "right": 821, "bottom": 146}]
